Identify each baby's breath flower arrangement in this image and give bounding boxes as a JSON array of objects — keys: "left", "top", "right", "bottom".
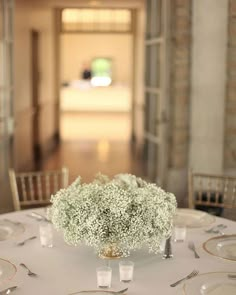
[{"left": 49, "top": 173, "right": 177, "bottom": 257}]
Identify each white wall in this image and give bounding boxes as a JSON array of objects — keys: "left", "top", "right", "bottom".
[
  {"left": 60, "top": 34, "right": 133, "bottom": 85},
  {"left": 189, "top": 0, "right": 228, "bottom": 174}
]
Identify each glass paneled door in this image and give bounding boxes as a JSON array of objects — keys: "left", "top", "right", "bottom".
[
  {"left": 144, "top": 0, "right": 170, "bottom": 186},
  {"left": 0, "top": 0, "right": 14, "bottom": 138},
  {"left": 0, "top": 0, "right": 14, "bottom": 212}
]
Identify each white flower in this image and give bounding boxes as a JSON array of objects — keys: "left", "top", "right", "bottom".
[{"left": 49, "top": 173, "right": 177, "bottom": 256}]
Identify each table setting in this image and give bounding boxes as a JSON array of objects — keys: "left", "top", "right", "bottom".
[{"left": 0, "top": 173, "right": 236, "bottom": 294}]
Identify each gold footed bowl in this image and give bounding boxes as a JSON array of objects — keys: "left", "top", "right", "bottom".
[{"left": 98, "top": 244, "right": 124, "bottom": 259}]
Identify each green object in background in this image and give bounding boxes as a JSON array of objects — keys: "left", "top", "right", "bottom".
[{"left": 91, "top": 58, "right": 112, "bottom": 78}]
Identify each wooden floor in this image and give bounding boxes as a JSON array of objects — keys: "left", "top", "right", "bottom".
[
  {"left": 42, "top": 140, "right": 145, "bottom": 184},
  {"left": 42, "top": 112, "right": 146, "bottom": 185}
]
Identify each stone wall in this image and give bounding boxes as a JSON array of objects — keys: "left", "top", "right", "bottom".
[
  {"left": 169, "top": 0, "right": 192, "bottom": 169},
  {"left": 166, "top": 0, "right": 192, "bottom": 205},
  {"left": 225, "top": 0, "right": 236, "bottom": 169}
]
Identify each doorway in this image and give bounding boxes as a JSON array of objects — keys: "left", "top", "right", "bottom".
[
  {"left": 59, "top": 8, "right": 133, "bottom": 143},
  {"left": 59, "top": 34, "right": 132, "bottom": 142},
  {"left": 48, "top": 7, "right": 147, "bottom": 182}
]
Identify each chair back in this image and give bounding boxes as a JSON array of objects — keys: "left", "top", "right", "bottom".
[
  {"left": 9, "top": 167, "right": 69, "bottom": 211},
  {"left": 188, "top": 171, "right": 236, "bottom": 214}
]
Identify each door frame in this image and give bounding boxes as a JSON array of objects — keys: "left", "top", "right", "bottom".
[
  {"left": 144, "top": 0, "right": 170, "bottom": 187},
  {"left": 54, "top": 7, "right": 137, "bottom": 143},
  {"left": 0, "top": 0, "right": 14, "bottom": 212},
  {"left": 31, "top": 29, "right": 41, "bottom": 164}
]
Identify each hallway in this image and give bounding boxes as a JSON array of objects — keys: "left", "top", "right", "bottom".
[{"left": 42, "top": 111, "right": 145, "bottom": 184}]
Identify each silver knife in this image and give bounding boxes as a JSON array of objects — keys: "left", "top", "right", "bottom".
[
  {"left": 3, "top": 219, "right": 21, "bottom": 225},
  {"left": 0, "top": 286, "right": 17, "bottom": 295},
  {"left": 68, "top": 288, "right": 128, "bottom": 295},
  {"left": 27, "top": 212, "right": 49, "bottom": 222}
]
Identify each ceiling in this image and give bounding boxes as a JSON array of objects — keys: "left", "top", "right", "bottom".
[{"left": 24, "top": 0, "right": 145, "bottom": 9}]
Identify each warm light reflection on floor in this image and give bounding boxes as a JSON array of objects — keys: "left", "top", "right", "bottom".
[
  {"left": 97, "top": 139, "right": 110, "bottom": 163},
  {"left": 60, "top": 112, "right": 131, "bottom": 141}
]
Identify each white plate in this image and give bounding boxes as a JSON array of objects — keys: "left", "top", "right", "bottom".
[
  {"left": 0, "top": 220, "right": 25, "bottom": 241},
  {"left": 174, "top": 209, "right": 215, "bottom": 228},
  {"left": 183, "top": 272, "right": 236, "bottom": 295},
  {"left": 0, "top": 258, "right": 17, "bottom": 285},
  {"left": 203, "top": 235, "right": 236, "bottom": 261}
]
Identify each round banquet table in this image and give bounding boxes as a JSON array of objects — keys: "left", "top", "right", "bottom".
[{"left": 0, "top": 208, "right": 236, "bottom": 295}]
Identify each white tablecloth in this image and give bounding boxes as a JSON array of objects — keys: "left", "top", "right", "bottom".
[{"left": 0, "top": 209, "right": 236, "bottom": 295}]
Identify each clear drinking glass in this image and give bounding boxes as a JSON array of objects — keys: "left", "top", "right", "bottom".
[
  {"left": 39, "top": 222, "right": 53, "bottom": 247},
  {"left": 119, "top": 261, "right": 134, "bottom": 283},
  {"left": 96, "top": 266, "right": 112, "bottom": 288},
  {"left": 160, "top": 238, "right": 166, "bottom": 253},
  {"left": 174, "top": 224, "right": 187, "bottom": 242}
]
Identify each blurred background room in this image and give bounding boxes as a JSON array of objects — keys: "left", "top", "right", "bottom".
[{"left": 0, "top": 0, "right": 236, "bottom": 220}]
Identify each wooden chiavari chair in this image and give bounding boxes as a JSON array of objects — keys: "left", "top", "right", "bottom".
[
  {"left": 9, "top": 167, "right": 69, "bottom": 211},
  {"left": 188, "top": 171, "right": 236, "bottom": 216}
]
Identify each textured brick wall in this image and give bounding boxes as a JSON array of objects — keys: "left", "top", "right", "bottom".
[
  {"left": 225, "top": 0, "right": 236, "bottom": 169},
  {"left": 168, "top": 0, "right": 192, "bottom": 169}
]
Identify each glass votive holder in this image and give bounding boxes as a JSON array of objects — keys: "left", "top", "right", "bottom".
[
  {"left": 173, "top": 224, "right": 187, "bottom": 242},
  {"left": 119, "top": 261, "right": 134, "bottom": 283},
  {"left": 96, "top": 266, "right": 112, "bottom": 288},
  {"left": 39, "top": 222, "right": 53, "bottom": 248},
  {"left": 160, "top": 238, "right": 166, "bottom": 253}
]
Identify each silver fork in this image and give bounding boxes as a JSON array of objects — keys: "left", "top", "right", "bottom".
[
  {"left": 212, "top": 225, "right": 227, "bottom": 234},
  {"left": 0, "top": 286, "right": 17, "bottom": 295},
  {"left": 188, "top": 241, "right": 200, "bottom": 258},
  {"left": 170, "top": 270, "right": 199, "bottom": 287},
  {"left": 16, "top": 236, "right": 37, "bottom": 246},
  {"left": 20, "top": 263, "right": 37, "bottom": 277},
  {"left": 212, "top": 229, "right": 225, "bottom": 235},
  {"left": 205, "top": 224, "right": 226, "bottom": 233}
]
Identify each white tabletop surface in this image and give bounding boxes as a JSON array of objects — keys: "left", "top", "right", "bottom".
[{"left": 0, "top": 208, "right": 236, "bottom": 295}]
